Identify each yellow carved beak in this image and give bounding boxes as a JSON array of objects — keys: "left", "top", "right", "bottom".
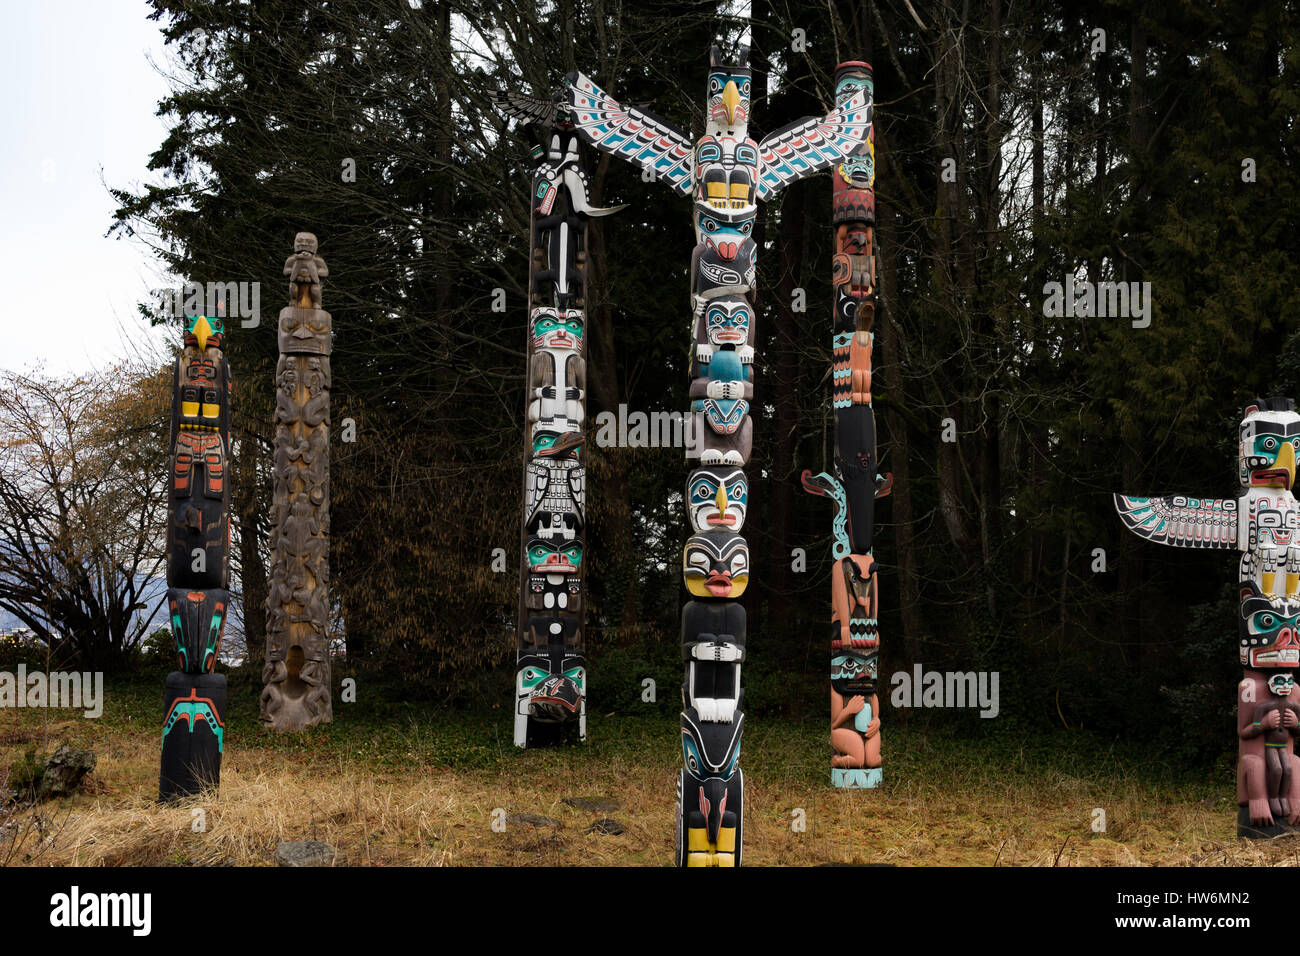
[
  {"left": 722, "top": 80, "right": 740, "bottom": 126},
  {"left": 715, "top": 484, "right": 728, "bottom": 516},
  {"left": 1278, "top": 440, "right": 1296, "bottom": 489},
  {"left": 192, "top": 315, "right": 213, "bottom": 352}
]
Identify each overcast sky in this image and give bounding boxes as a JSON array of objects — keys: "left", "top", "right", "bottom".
[{"left": 0, "top": 0, "right": 175, "bottom": 375}]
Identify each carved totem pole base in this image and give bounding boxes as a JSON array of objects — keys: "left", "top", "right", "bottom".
[
  {"left": 159, "top": 671, "right": 226, "bottom": 801},
  {"left": 832, "top": 768, "right": 881, "bottom": 788},
  {"left": 260, "top": 656, "right": 333, "bottom": 732},
  {"left": 1237, "top": 807, "right": 1297, "bottom": 839}
]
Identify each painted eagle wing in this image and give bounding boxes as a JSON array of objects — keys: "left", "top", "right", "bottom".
[
  {"left": 755, "top": 90, "right": 871, "bottom": 201},
  {"left": 569, "top": 465, "right": 586, "bottom": 524},
  {"left": 1113, "top": 494, "right": 1240, "bottom": 549},
  {"left": 564, "top": 71, "right": 694, "bottom": 197},
  {"left": 496, "top": 89, "right": 558, "bottom": 128},
  {"left": 525, "top": 460, "right": 550, "bottom": 526}
]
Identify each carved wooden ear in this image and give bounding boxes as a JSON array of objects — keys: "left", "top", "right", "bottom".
[
  {"left": 1243, "top": 400, "right": 1263, "bottom": 419},
  {"left": 710, "top": 44, "right": 722, "bottom": 67},
  {"left": 1240, "top": 580, "right": 1262, "bottom": 602},
  {"left": 737, "top": 45, "right": 751, "bottom": 69}
]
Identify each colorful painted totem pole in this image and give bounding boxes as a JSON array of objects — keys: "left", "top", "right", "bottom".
[
  {"left": 498, "top": 90, "right": 624, "bottom": 747},
  {"left": 800, "top": 62, "right": 890, "bottom": 789},
  {"left": 159, "top": 312, "right": 232, "bottom": 800},
  {"left": 261, "top": 232, "right": 334, "bottom": 732},
  {"left": 564, "top": 45, "right": 871, "bottom": 865},
  {"left": 1116, "top": 398, "right": 1300, "bottom": 836}
]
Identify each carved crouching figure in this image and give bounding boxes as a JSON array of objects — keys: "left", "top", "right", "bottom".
[
  {"left": 284, "top": 232, "right": 328, "bottom": 309},
  {"left": 1237, "top": 582, "right": 1300, "bottom": 831},
  {"left": 1239, "top": 671, "right": 1300, "bottom": 827},
  {"left": 831, "top": 689, "right": 881, "bottom": 770}
]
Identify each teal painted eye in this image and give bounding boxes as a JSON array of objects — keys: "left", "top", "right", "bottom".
[
  {"left": 709, "top": 77, "right": 723, "bottom": 94},
  {"left": 682, "top": 735, "right": 704, "bottom": 780},
  {"left": 692, "top": 481, "right": 715, "bottom": 500},
  {"left": 533, "top": 434, "right": 557, "bottom": 453},
  {"left": 564, "top": 667, "right": 585, "bottom": 691},
  {"left": 738, "top": 79, "right": 751, "bottom": 96},
  {"left": 561, "top": 545, "right": 583, "bottom": 564},
  {"left": 528, "top": 547, "right": 549, "bottom": 564},
  {"left": 521, "top": 667, "right": 545, "bottom": 689},
  {"left": 727, "top": 480, "right": 747, "bottom": 502}
]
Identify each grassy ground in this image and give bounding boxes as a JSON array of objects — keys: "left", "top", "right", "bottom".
[{"left": 2, "top": 676, "right": 1298, "bottom": 866}]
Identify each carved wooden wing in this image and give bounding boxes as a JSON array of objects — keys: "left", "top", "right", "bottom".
[
  {"left": 496, "top": 89, "right": 558, "bottom": 128},
  {"left": 568, "top": 465, "right": 586, "bottom": 525},
  {"left": 565, "top": 72, "right": 695, "bottom": 197},
  {"left": 1113, "top": 494, "right": 1239, "bottom": 549},
  {"left": 524, "top": 460, "right": 550, "bottom": 526},
  {"left": 755, "top": 90, "right": 871, "bottom": 201}
]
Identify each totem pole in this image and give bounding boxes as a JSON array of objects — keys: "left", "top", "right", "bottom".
[
  {"left": 564, "top": 45, "right": 870, "bottom": 866},
  {"left": 497, "top": 90, "right": 625, "bottom": 746},
  {"left": 1116, "top": 398, "right": 1300, "bottom": 836},
  {"left": 800, "top": 61, "right": 891, "bottom": 789},
  {"left": 262, "top": 232, "right": 334, "bottom": 731},
  {"left": 159, "top": 312, "right": 232, "bottom": 800}
]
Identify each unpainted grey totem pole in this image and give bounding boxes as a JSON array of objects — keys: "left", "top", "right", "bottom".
[{"left": 262, "top": 232, "right": 334, "bottom": 731}]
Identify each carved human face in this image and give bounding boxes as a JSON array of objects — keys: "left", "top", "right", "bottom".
[
  {"left": 701, "top": 297, "right": 751, "bottom": 348},
  {"left": 1268, "top": 672, "right": 1296, "bottom": 697},
  {"left": 294, "top": 232, "right": 318, "bottom": 254},
  {"left": 531, "top": 307, "right": 584, "bottom": 351},
  {"left": 683, "top": 530, "right": 749, "bottom": 598}
]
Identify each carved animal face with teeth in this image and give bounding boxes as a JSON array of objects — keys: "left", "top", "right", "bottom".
[{"left": 1240, "top": 580, "right": 1300, "bottom": 668}]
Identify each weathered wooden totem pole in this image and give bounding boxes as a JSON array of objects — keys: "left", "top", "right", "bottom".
[
  {"left": 1116, "top": 398, "right": 1300, "bottom": 836},
  {"left": 498, "top": 91, "right": 624, "bottom": 747},
  {"left": 565, "top": 45, "right": 870, "bottom": 865},
  {"left": 159, "top": 312, "right": 232, "bottom": 799},
  {"left": 801, "top": 61, "right": 890, "bottom": 789},
  {"left": 262, "top": 232, "right": 334, "bottom": 731}
]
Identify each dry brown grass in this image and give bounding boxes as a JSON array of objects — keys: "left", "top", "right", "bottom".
[{"left": 2, "top": 681, "right": 1297, "bottom": 866}]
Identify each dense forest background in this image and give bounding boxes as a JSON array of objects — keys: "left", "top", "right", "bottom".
[{"left": 73, "top": 0, "right": 1300, "bottom": 765}]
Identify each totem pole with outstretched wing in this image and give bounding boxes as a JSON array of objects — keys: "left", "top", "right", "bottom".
[
  {"left": 1116, "top": 397, "right": 1300, "bottom": 837},
  {"left": 565, "top": 44, "right": 870, "bottom": 866}
]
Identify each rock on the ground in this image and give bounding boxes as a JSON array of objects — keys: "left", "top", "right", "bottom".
[
  {"left": 587, "top": 818, "right": 626, "bottom": 836},
  {"left": 507, "top": 813, "right": 561, "bottom": 828},
  {"left": 562, "top": 796, "right": 620, "bottom": 813},
  {"left": 37, "top": 745, "right": 96, "bottom": 800},
  {"left": 274, "top": 841, "right": 336, "bottom": 867}
]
